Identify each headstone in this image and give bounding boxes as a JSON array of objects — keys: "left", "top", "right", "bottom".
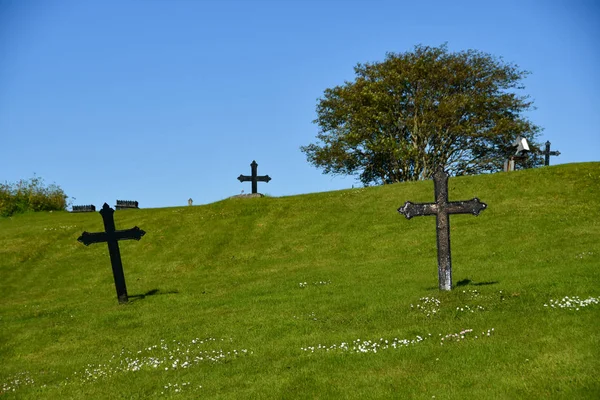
[
  {"left": 513, "top": 136, "right": 530, "bottom": 154},
  {"left": 77, "top": 203, "right": 146, "bottom": 303},
  {"left": 503, "top": 159, "right": 515, "bottom": 172},
  {"left": 504, "top": 136, "right": 530, "bottom": 172},
  {"left": 237, "top": 160, "right": 271, "bottom": 194},
  {"left": 398, "top": 169, "right": 487, "bottom": 291},
  {"left": 115, "top": 200, "right": 139, "bottom": 210},
  {"left": 72, "top": 205, "right": 96, "bottom": 213},
  {"left": 542, "top": 141, "right": 560, "bottom": 166},
  {"left": 188, "top": 198, "right": 193, "bottom": 206}
]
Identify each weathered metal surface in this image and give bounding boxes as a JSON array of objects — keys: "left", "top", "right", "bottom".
[
  {"left": 71, "top": 205, "right": 96, "bottom": 213},
  {"left": 543, "top": 141, "right": 561, "bottom": 166},
  {"left": 115, "top": 200, "right": 139, "bottom": 210},
  {"left": 398, "top": 169, "right": 487, "bottom": 291},
  {"left": 77, "top": 203, "right": 146, "bottom": 304},
  {"left": 237, "top": 160, "right": 271, "bottom": 194}
]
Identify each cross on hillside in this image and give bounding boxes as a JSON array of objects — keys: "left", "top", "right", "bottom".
[
  {"left": 237, "top": 160, "right": 271, "bottom": 194},
  {"left": 542, "top": 141, "right": 560, "bottom": 166},
  {"left": 398, "top": 169, "right": 487, "bottom": 291},
  {"left": 77, "top": 203, "right": 146, "bottom": 303}
]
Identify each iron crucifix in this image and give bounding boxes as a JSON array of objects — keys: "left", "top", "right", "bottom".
[
  {"left": 542, "top": 141, "right": 561, "bottom": 166},
  {"left": 398, "top": 169, "right": 487, "bottom": 291},
  {"left": 237, "top": 160, "right": 271, "bottom": 194},
  {"left": 77, "top": 203, "right": 146, "bottom": 303}
]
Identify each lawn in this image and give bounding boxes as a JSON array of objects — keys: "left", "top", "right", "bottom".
[{"left": 1, "top": 162, "right": 599, "bottom": 399}]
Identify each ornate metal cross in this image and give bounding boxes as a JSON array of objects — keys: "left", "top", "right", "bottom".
[
  {"left": 542, "top": 141, "right": 560, "bottom": 166},
  {"left": 237, "top": 160, "right": 271, "bottom": 194},
  {"left": 77, "top": 203, "right": 146, "bottom": 303},
  {"left": 398, "top": 169, "right": 487, "bottom": 291}
]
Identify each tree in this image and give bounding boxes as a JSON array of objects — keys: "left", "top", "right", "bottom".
[
  {"left": 301, "top": 44, "right": 543, "bottom": 185},
  {"left": 0, "top": 176, "right": 69, "bottom": 217}
]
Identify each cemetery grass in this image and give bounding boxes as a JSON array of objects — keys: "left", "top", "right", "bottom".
[{"left": 1, "top": 162, "right": 599, "bottom": 399}]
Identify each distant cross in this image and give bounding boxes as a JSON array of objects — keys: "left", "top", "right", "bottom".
[
  {"left": 237, "top": 160, "right": 271, "bottom": 194},
  {"left": 77, "top": 203, "right": 146, "bottom": 303},
  {"left": 542, "top": 141, "right": 560, "bottom": 166},
  {"left": 398, "top": 169, "right": 487, "bottom": 291}
]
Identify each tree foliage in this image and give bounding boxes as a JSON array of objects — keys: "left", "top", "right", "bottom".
[
  {"left": 301, "top": 44, "right": 543, "bottom": 185},
  {"left": 0, "top": 176, "right": 69, "bottom": 217}
]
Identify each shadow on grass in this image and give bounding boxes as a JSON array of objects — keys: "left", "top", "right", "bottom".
[
  {"left": 425, "top": 279, "right": 500, "bottom": 290},
  {"left": 128, "top": 288, "right": 179, "bottom": 302},
  {"left": 456, "top": 279, "right": 499, "bottom": 287}
]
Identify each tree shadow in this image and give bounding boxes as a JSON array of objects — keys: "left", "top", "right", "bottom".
[
  {"left": 456, "top": 278, "right": 499, "bottom": 287},
  {"left": 425, "top": 279, "right": 500, "bottom": 290},
  {"left": 128, "top": 288, "right": 179, "bottom": 302}
]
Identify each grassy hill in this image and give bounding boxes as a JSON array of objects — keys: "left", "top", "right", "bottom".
[{"left": 1, "top": 162, "right": 599, "bottom": 399}]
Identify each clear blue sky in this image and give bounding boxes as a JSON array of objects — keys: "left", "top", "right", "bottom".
[{"left": 1, "top": 0, "right": 598, "bottom": 209}]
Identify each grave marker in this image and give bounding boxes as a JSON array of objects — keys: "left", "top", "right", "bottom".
[
  {"left": 72, "top": 205, "right": 96, "bottom": 213},
  {"left": 237, "top": 160, "right": 271, "bottom": 194},
  {"left": 77, "top": 203, "right": 146, "bottom": 303},
  {"left": 542, "top": 141, "right": 560, "bottom": 166},
  {"left": 116, "top": 200, "right": 139, "bottom": 210},
  {"left": 398, "top": 169, "right": 487, "bottom": 291}
]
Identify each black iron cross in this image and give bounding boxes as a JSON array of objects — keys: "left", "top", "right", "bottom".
[
  {"left": 398, "top": 169, "right": 487, "bottom": 291},
  {"left": 77, "top": 203, "right": 146, "bottom": 303},
  {"left": 237, "top": 160, "right": 271, "bottom": 194},
  {"left": 542, "top": 141, "right": 560, "bottom": 166}
]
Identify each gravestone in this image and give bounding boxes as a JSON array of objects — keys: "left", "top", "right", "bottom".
[
  {"left": 77, "top": 203, "right": 146, "bottom": 303},
  {"left": 116, "top": 200, "right": 139, "bottom": 210},
  {"left": 237, "top": 160, "right": 271, "bottom": 194},
  {"left": 188, "top": 198, "right": 193, "bottom": 206},
  {"left": 72, "top": 205, "right": 96, "bottom": 213},
  {"left": 398, "top": 169, "right": 487, "bottom": 291},
  {"left": 542, "top": 141, "right": 560, "bottom": 166},
  {"left": 504, "top": 136, "right": 530, "bottom": 172}
]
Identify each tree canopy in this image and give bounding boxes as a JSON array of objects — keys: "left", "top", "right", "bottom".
[
  {"left": 301, "top": 44, "right": 543, "bottom": 185},
  {"left": 0, "top": 176, "right": 68, "bottom": 217}
]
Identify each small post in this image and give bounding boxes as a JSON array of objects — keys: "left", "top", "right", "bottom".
[{"left": 503, "top": 159, "right": 515, "bottom": 172}]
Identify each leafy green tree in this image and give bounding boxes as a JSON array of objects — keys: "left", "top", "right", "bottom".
[
  {"left": 301, "top": 44, "right": 543, "bottom": 185},
  {"left": 0, "top": 176, "right": 69, "bottom": 217}
]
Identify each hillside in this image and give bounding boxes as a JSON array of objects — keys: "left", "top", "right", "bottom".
[{"left": 1, "top": 162, "right": 599, "bottom": 399}]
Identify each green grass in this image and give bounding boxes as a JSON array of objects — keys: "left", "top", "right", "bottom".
[{"left": 1, "top": 162, "right": 599, "bottom": 399}]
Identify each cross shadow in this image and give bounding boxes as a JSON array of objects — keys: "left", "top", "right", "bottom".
[{"left": 128, "top": 288, "right": 179, "bottom": 301}]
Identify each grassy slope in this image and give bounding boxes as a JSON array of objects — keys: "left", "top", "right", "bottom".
[{"left": 1, "top": 163, "right": 599, "bottom": 399}]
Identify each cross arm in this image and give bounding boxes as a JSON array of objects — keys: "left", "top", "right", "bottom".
[
  {"left": 445, "top": 198, "right": 487, "bottom": 216},
  {"left": 237, "top": 175, "right": 251, "bottom": 182},
  {"left": 114, "top": 227, "right": 146, "bottom": 241},
  {"left": 256, "top": 175, "right": 271, "bottom": 183},
  {"left": 78, "top": 231, "right": 108, "bottom": 246},
  {"left": 398, "top": 201, "right": 438, "bottom": 219}
]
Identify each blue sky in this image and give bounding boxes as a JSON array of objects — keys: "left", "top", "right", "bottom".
[{"left": 1, "top": 0, "right": 598, "bottom": 209}]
